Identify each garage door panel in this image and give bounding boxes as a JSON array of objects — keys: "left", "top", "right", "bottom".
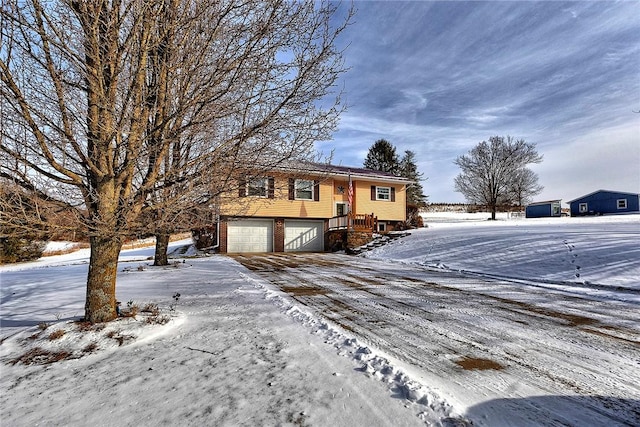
[
  {"left": 284, "top": 220, "right": 323, "bottom": 252},
  {"left": 227, "top": 220, "right": 273, "bottom": 253}
]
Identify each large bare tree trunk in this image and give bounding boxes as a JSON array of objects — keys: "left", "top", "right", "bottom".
[
  {"left": 85, "top": 236, "right": 122, "bottom": 323},
  {"left": 154, "top": 234, "right": 170, "bottom": 266}
]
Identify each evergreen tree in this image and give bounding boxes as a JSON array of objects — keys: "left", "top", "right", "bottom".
[
  {"left": 400, "top": 150, "right": 428, "bottom": 208},
  {"left": 364, "top": 140, "right": 428, "bottom": 228},
  {"left": 363, "top": 139, "right": 400, "bottom": 174}
]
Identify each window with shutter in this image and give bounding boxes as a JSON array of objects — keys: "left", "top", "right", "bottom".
[{"left": 247, "top": 177, "right": 267, "bottom": 197}]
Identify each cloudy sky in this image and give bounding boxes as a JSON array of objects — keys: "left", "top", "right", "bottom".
[{"left": 316, "top": 1, "right": 640, "bottom": 204}]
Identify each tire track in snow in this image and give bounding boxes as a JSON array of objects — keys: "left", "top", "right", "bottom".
[{"left": 231, "top": 253, "right": 640, "bottom": 426}]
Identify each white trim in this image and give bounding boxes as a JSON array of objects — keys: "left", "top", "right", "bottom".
[
  {"left": 617, "top": 199, "right": 628, "bottom": 209},
  {"left": 335, "top": 202, "right": 348, "bottom": 216},
  {"left": 294, "top": 179, "right": 314, "bottom": 200},
  {"left": 247, "top": 177, "right": 268, "bottom": 198},
  {"left": 376, "top": 186, "right": 391, "bottom": 201}
]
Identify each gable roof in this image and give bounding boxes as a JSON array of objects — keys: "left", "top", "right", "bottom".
[{"left": 567, "top": 189, "right": 640, "bottom": 203}]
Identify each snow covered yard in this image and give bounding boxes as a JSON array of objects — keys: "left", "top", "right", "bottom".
[
  {"left": 1, "top": 246, "right": 460, "bottom": 426},
  {"left": 1, "top": 213, "right": 639, "bottom": 426}
]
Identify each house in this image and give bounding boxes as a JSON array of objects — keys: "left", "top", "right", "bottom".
[
  {"left": 217, "top": 164, "right": 410, "bottom": 253},
  {"left": 525, "top": 200, "right": 562, "bottom": 218},
  {"left": 567, "top": 190, "right": 640, "bottom": 216}
]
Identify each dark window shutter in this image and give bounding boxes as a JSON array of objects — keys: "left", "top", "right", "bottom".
[
  {"left": 268, "top": 177, "right": 275, "bottom": 199},
  {"left": 314, "top": 180, "right": 320, "bottom": 201},
  {"left": 391, "top": 187, "right": 396, "bottom": 202},
  {"left": 371, "top": 185, "right": 376, "bottom": 201},
  {"left": 239, "top": 178, "right": 246, "bottom": 197},
  {"left": 288, "top": 178, "right": 295, "bottom": 200}
]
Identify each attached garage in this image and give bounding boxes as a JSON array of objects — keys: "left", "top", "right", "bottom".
[
  {"left": 227, "top": 219, "right": 273, "bottom": 253},
  {"left": 284, "top": 220, "right": 324, "bottom": 252}
]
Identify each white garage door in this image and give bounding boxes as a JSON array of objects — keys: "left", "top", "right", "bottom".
[
  {"left": 227, "top": 220, "right": 273, "bottom": 253},
  {"left": 284, "top": 220, "right": 324, "bottom": 252}
]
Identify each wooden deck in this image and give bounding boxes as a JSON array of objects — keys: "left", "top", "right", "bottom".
[{"left": 328, "top": 213, "right": 377, "bottom": 232}]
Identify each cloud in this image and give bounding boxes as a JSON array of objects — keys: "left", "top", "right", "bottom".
[{"left": 320, "top": 1, "right": 640, "bottom": 203}]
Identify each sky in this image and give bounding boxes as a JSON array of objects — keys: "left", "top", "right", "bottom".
[{"left": 316, "top": 1, "right": 640, "bottom": 204}]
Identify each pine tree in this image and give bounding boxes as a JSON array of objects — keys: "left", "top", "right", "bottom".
[
  {"left": 363, "top": 139, "right": 400, "bottom": 174},
  {"left": 364, "top": 141, "right": 428, "bottom": 228},
  {"left": 400, "top": 150, "right": 427, "bottom": 208}
]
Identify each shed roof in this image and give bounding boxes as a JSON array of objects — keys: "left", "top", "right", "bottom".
[
  {"left": 526, "top": 200, "right": 561, "bottom": 206},
  {"left": 567, "top": 189, "right": 640, "bottom": 203}
]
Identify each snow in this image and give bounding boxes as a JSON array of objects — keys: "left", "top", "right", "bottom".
[{"left": 1, "top": 213, "right": 639, "bottom": 426}]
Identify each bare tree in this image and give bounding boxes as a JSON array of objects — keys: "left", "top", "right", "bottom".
[
  {"left": 454, "top": 136, "right": 543, "bottom": 220},
  {"left": 1, "top": 0, "right": 350, "bottom": 322},
  {"left": 509, "top": 167, "right": 543, "bottom": 208}
]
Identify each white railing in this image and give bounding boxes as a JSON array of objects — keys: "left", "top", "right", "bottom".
[{"left": 328, "top": 215, "right": 349, "bottom": 230}]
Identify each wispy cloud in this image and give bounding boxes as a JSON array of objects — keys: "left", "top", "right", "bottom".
[{"left": 321, "top": 1, "right": 640, "bottom": 203}]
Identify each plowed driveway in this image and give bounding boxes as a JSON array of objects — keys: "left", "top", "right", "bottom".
[{"left": 231, "top": 252, "right": 640, "bottom": 426}]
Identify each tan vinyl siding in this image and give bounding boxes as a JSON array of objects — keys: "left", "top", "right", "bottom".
[
  {"left": 353, "top": 180, "right": 406, "bottom": 221},
  {"left": 221, "top": 173, "right": 407, "bottom": 222},
  {"left": 223, "top": 176, "right": 334, "bottom": 219}
]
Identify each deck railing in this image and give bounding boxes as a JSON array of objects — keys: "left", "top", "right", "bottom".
[
  {"left": 328, "top": 215, "right": 349, "bottom": 230},
  {"left": 328, "top": 213, "right": 377, "bottom": 232}
]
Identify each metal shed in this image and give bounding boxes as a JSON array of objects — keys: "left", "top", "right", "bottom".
[
  {"left": 525, "top": 200, "right": 562, "bottom": 218},
  {"left": 567, "top": 190, "right": 640, "bottom": 216}
]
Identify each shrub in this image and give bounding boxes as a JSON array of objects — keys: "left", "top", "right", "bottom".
[
  {"left": 48, "top": 329, "right": 65, "bottom": 340},
  {"left": 191, "top": 227, "right": 216, "bottom": 249},
  {"left": 0, "top": 238, "right": 47, "bottom": 263},
  {"left": 141, "top": 303, "right": 160, "bottom": 316},
  {"left": 10, "top": 347, "right": 71, "bottom": 365}
]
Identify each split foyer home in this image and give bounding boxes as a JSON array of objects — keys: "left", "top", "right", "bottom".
[{"left": 217, "top": 163, "right": 410, "bottom": 253}]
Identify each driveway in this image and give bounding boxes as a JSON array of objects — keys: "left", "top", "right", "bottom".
[{"left": 231, "top": 252, "right": 640, "bottom": 426}]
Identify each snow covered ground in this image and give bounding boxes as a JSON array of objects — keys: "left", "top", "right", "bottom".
[{"left": 1, "top": 213, "right": 638, "bottom": 426}]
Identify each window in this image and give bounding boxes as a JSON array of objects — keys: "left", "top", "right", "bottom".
[
  {"left": 617, "top": 199, "right": 627, "bottom": 209},
  {"left": 376, "top": 186, "right": 391, "bottom": 201},
  {"left": 247, "top": 178, "right": 267, "bottom": 197},
  {"left": 295, "top": 179, "right": 314, "bottom": 200},
  {"left": 377, "top": 222, "right": 386, "bottom": 232},
  {"left": 240, "top": 177, "right": 274, "bottom": 198},
  {"left": 336, "top": 203, "right": 347, "bottom": 216},
  {"left": 371, "top": 185, "right": 395, "bottom": 202},
  {"left": 579, "top": 203, "right": 588, "bottom": 213}
]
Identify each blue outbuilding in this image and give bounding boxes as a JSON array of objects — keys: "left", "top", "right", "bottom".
[
  {"left": 568, "top": 190, "right": 640, "bottom": 216},
  {"left": 525, "top": 200, "right": 562, "bottom": 218}
]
